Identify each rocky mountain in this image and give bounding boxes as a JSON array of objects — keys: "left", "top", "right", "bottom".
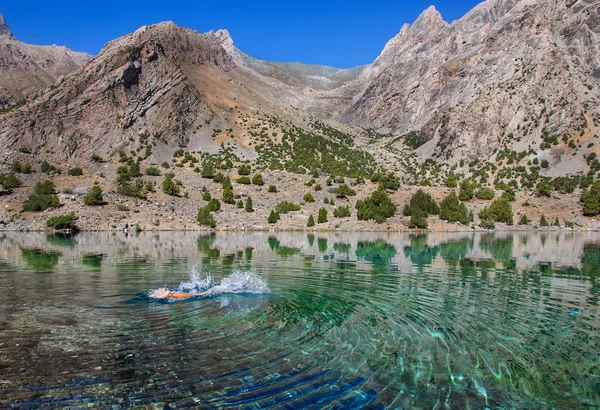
[
  {"left": 344, "top": 0, "right": 600, "bottom": 166},
  {"left": 0, "top": 22, "right": 239, "bottom": 157},
  {"left": 0, "top": 14, "right": 92, "bottom": 106},
  {"left": 1, "top": 0, "right": 599, "bottom": 181},
  {"left": 206, "top": 29, "right": 365, "bottom": 91}
]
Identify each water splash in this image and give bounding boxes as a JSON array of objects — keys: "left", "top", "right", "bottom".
[{"left": 149, "top": 266, "right": 270, "bottom": 300}]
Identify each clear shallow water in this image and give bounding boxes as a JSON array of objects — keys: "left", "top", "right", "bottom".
[{"left": 0, "top": 231, "right": 599, "bottom": 409}]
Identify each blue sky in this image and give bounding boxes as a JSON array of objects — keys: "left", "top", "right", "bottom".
[{"left": 2, "top": 0, "right": 482, "bottom": 68}]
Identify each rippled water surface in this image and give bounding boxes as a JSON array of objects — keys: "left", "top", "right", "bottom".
[{"left": 0, "top": 231, "right": 599, "bottom": 409}]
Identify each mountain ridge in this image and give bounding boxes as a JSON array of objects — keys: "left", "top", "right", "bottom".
[{"left": 0, "top": 13, "right": 93, "bottom": 105}]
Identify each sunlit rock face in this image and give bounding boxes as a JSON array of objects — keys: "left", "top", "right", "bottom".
[{"left": 0, "top": 14, "right": 92, "bottom": 106}]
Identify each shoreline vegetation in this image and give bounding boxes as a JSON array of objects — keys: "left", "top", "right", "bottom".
[{"left": 1, "top": 149, "right": 597, "bottom": 234}]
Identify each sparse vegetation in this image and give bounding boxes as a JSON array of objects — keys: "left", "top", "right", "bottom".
[
  {"left": 479, "top": 197, "right": 513, "bottom": 227},
  {"left": 162, "top": 174, "right": 180, "bottom": 196},
  {"left": 83, "top": 184, "right": 104, "bottom": 205},
  {"left": 303, "top": 192, "right": 315, "bottom": 202},
  {"left": 67, "top": 167, "right": 83, "bottom": 176},
  {"left": 145, "top": 167, "right": 161, "bottom": 176},
  {"left": 357, "top": 187, "right": 397, "bottom": 224},
  {"left": 22, "top": 180, "right": 60, "bottom": 212},
  {"left": 317, "top": 208, "right": 328, "bottom": 224},
  {"left": 46, "top": 213, "right": 77, "bottom": 230},
  {"left": 245, "top": 196, "right": 253, "bottom": 212},
  {"left": 252, "top": 173, "right": 264, "bottom": 186},
  {"left": 1, "top": 173, "right": 22, "bottom": 189},
  {"left": 275, "top": 201, "right": 301, "bottom": 214},
  {"left": 439, "top": 191, "right": 471, "bottom": 224},
  {"left": 333, "top": 206, "right": 351, "bottom": 218},
  {"left": 335, "top": 184, "right": 356, "bottom": 198}
]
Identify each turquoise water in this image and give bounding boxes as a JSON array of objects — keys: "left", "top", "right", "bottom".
[{"left": 0, "top": 231, "right": 598, "bottom": 409}]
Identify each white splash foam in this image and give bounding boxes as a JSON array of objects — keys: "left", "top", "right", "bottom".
[{"left": 153, "top": 266, "right": 269, "bottom": 297}]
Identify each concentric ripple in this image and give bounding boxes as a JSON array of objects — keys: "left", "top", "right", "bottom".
[{"left": 0, "top": 231, "right": 599, "bottom": 408}]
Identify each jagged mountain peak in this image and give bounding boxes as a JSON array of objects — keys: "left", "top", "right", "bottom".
[
  {"left": 415, "top": 5, "right": 446, "bottom": 24},
  {"left": 204, "top": 29, "right": 233, "bottom": 47},
  {"left": 0, "top": 13, "right": 14, "bottom": 39}
]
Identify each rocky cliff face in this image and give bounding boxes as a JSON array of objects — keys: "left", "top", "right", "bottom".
[
  {"left": 0, "top": 14, "right": 92, "bottom": 105},
  {"left": 344, "top": 0, "right": 600, "bottom": 162},
  {"left": 0, "top": 14, "right": 13, "bottom": 38},
  {"left": 0, "top": 22, "right": 236, "bottom": 158},
  {"left": 1, "top": 0, "right": 599, "bottom": 173}
]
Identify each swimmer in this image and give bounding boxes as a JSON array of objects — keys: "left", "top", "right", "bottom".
[{"left": 148, "top": 287, "right": 209, "bottom": 300}]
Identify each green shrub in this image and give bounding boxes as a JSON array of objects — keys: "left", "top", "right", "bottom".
[
  {"left": 12, "top": 161, "right": 33, "bottom": 174},
  {"left": 275, "top": 201, "right": 301, "bottom": 213},
  {"left": 518, "top": 214, "right": 529, "bottom": 225},
  {"left": 161, "top": 161, "right": 170, "bottom": 169},
  {"left": 236, "top": 176, "right": 251, "bottom": 184},
  {"left": 303, "top": 192, "right": 315, "bottom": 202},
  {"left": 117, "top": 179, "right": 148, "bottom": 199},
  {"left": 238, "top": 164, "right": 251, "bottom": 175},
  {"left": 83, "top": 185, "right": 104, "bottom": 205},
  {"left": 245, "top": 196, "right": 253, "bottom": 212},
  {"left": 324, "top": 197, "right": 330, "bottom": 204},
  {"left": 409, "top": 209, "right": 429, "bottom": 229},
  {"left": 268, "top": 184, "right": 277, "bottom": 193},
  {"left": 213, "top": 172, "right": 225, "bottom": 183},
  {"left": 252, "top": 173, "right": 264, "bottom": 185},
  {"left": 2, "top": 173, "right": 22, "bottom": 189},
  {"left": 22, "top": 180, "right": 60, "bottom": 212},
  {"left": 554, "top": 217, "right": 561, "bottom": 227},
  {"left": 540, "top": 215, "right": 549, "bottom": 227},
  {"left": 223, "top": 187, "right": 235, "bottom": 204},
  {"left": 46, "top": 213, "right": 77, "bottom": 230},
  {"left": 581, "top": 181, "right": 600, "bottom": 216},
  {"left": 333, "top": 206, "right": 351, "bottom": 218},
  {"left": 314, "top": 184, "right": 322, "bottom": 191},
  {"left": 162, "top": 175, "right": 180, "bottom": 196},
  {"left": 536, "top": 180, "right": 553, "bottom": 197},
  {"left": 307, "top": 214, "right": 315, "bottom": 227},
  {"left": 222, "top": 176, "right": 232, "bottom": 189},
  {"left": 479, "top": 197, "right": 513, "bottom": 226},
  {"left": 67, "top": 167, "right": 83, "bottom": 176},
  {"left": 439, "top": 191, "right": 470, "bottom": 224},
  {"left": 237, "top": 199, "right": 244, "bottom": 208},
  {"left": 541, "top": 159, "right": 549, "bottom": 168},
  {"left": 197, "top": 207, "right": 216, "bottom": 228},
  {"left": 202, "top": 191, "right": 211, "bottom": 201},
  {"left": 317, "top": 208, "right": 328, "bottom": 223},
  {"left": 403, "top": 189, "right": 439, "bottom": 217},
  {"left": 145, "top": 167, "right": 161, "bottom": 176},
  {"left": 444, "top": 174, "right": 458, "bottom": 188},
  {"left": 476, "top": 188, "right": 495, "bottom": 200},
  {"left": 17, "top": 146, "right": 31, "bottom": 154},
  {"left": 268, "top": 209, "right": 280, "bottom": 223},
  {"left": 356, "top": 187, "right": 396, "bottom": 223},
  {"left": 201, "top": 162, "right": 215, "bottom": 178},
  {"left": 459, "top": 180, "right": 475, "bottom": 201},
  {"left": 91, "top": 154, "right": 104, "bottom": 163},
  {"left": 40, "top": 160, "right": 60, "bottom": 174},
  {"left": 335, "top": 183, "right": 356, "bottom": 198},
  {"left": 206, "top": 199, "right": 221, "bottom": 212},
  {"left": 374, "top": 173, "right": 400, "bottom": 191}
]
